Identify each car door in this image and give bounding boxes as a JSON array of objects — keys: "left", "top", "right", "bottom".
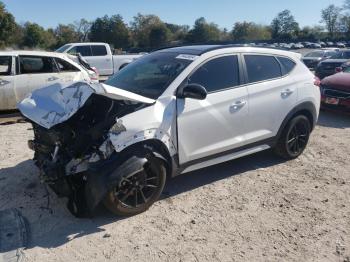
[
  {"left": 15, "top": 55, "right": 59, "bottom": 102},
  {"left": 90, "top": 45, "right": 113, "bottom": 76},
  {"left": 0, "top": 56, "right": 16, "bottom": 110},
  {"left": 54, "top": 57, "right": 84, "bottom": 83},
  {"left": 242, "top": 54, "right": 298, "bottom": 144},
  {"left": 177, "top": 54, "right": 249, "bottom": 164}
]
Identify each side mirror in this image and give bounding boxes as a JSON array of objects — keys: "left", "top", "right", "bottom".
[{"left": 177, "top": 83, "right": 207, "bottom": 100}]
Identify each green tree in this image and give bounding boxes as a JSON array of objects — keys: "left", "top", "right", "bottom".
[
  {"left": 165, "top": 23, "right": 189, "bottom": 42},
  {"left": 231, "top": 21, "right": 251, "bottom": 41},
  {"left": 231, "top": 22, "right": 271, "bottom": 41},
  {"left": 90, "top": 15, "right": 130, "bottom": 49},
  {"left": 149, "top": 23, "right": 170, "bottom": 48},
  {"left": 321, "top": 5, "right": 341, "bottom": 38},
  {"left": 0, "top": 1, "right": 18, "bottom": 47},
  {"left": 270, "top": 10, "right": 299, "bottom": 40},
  {"left": 54, "top": 24, "right": 79, "bottom": 48},
  {"left": 22, "top": 22, "right": 49, "bottom": 48},
  {"left": 131, "top": 14, "right": 164, "bottom": 47},
  {"left": 298, "top": 26, "right": 325, "bottom": 41},
  {"left": 186, "top": 17, "right": 221, "bottom": 43}
]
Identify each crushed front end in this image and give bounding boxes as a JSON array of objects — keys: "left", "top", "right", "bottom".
[{"left": 19, "top": 82, "right": 151, "bottom": 216}]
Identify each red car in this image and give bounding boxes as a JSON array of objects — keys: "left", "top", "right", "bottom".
[{"left": 320, "top": 66, "right": 350, "bottom": 112}]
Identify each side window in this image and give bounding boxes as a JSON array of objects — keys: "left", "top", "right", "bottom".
[
  {"left": 19, "top": 56, "right": 57, "bottom": 74},
  {"left": 188, "top": 55, "right": 240, "bottom": 93},
  {"left": 244, "top": 55, "right": 282, "bottom": 83},
  {"left": 67, "top": 47, "right": 77, "bottom": 55},
  {"left": 54, "top": 58, "right": 80, "bottom": 72},
  {"left": 91, "top": 45, "right": 107, "bottom": 56},
  {"left": 277, "top": 56, "right": 296, "bottom": 75},
  {"left": 76, "top": 46, "right": 92, "bottom": 56},
  {"left": 0, "top": 56, "right": 12, "bottom": 76}
]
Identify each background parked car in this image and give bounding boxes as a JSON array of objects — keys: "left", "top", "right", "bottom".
[
  {"left": 320, "top": 66, "right": 350, "bottom": 112},
  {"left": 56, "top": 42, "right": 144, "bottom": 80},
  {"left": 302, "top": 50, "right": 338, "bottom": 69},
  {"left": 336, "top": 42, "right": 346, "bottom": 48},
  {"left": 0, "top": 51, "right": 97, "bottom": 111},
  {"left": 315, "top": 49, "right": 350, "bottom": 79}
]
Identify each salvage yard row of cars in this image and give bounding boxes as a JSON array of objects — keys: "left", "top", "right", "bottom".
[{"left": 301, "top": 48, "right": 350, "bottom": 112}]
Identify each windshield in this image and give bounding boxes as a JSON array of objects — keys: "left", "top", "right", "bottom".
[
  {"left": 305, "top": 51, "right": 324, "bottom": 58},
  {"left": 344, "top": 67, "right": 350, "bottom": 73},
  {"left": 105, "top": 52, "right": 193, "bottom": 99},
  {"left": 56, "top": 44, "right": 72, "bottom": 53},
  {"left": 330, "top": 51, "right": 350, "bottom": 59}
]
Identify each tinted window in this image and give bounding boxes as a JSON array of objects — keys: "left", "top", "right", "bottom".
[
  {"left": 325, "top": 51, "right": 336, "bottom": 57},
  {"left": 244, "top": 55, "right": 281, "bottom": 83},
  {"left": 277, "top": 56, "right": 296, "bottom": 75},
  {"left": 305, "top": 51, "right": 324, "bottom": 58},
  {"left": 330, "top": 51, "right": 350, "bottom": 59},
  {"left": 56, "top": 44, "right": 72, "bottom": 53},
  {"left": 105, "top": 52, "right": 192, "bottom": 99},
  {"left": 189, "top": 56, "right": 239, "bottom": 93},
  {"left": 19, "top": 56, "right": 57, "bottom": 74},
  {"left": 68, "top": 46, "right": 92, "bottom": 56},
  {"left": 0, "top": 56, "right": 12, "bottom": 76},
  {"left": 55, "top": 58, "right": 79, "bottom": 72},
  {"left": 91, "top": 45, "right": 107, "bottom": 56}
]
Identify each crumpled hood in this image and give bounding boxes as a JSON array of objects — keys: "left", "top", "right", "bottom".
[{"left": 18, "top": 81, "right": 155, "bottom": 129}]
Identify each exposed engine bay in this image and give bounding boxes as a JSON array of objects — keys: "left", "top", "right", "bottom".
[
  {"left": 19, "top": 82, "right": 156, "bottom": 216},
  {"left": 30, "top": 93, "right": 144, "bottom": 185}
]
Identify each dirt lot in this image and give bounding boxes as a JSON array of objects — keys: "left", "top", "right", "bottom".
[{"left": 0, "top": 110, "right": 349, "bottom": 262}]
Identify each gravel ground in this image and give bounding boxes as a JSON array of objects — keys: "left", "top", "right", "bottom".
[{"left": 0, "top": 110, "right": 349, "bottom": 262}]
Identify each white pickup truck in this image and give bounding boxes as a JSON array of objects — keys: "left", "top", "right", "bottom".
[{"left": 56, "top": 42, "right": 144, "bottom": 79}]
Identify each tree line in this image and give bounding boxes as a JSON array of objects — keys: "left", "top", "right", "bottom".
[{"left": 1, "top": 1, "right": 350, "bottom": 52}]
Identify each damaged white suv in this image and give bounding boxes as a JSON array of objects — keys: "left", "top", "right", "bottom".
[{"left": 19, "top": 45, "right": 320, "bottom": 217}]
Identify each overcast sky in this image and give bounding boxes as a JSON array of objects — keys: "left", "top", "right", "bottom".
[{"left": 2, "top": 0, "right": 346, "bottom": 29}]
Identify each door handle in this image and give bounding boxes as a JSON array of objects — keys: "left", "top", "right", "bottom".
[
  {"left": 0, "top": 79, "right": 10, "bottom": 86},
  {"left": 47, "top": 76, "right": 59, "bottom": 82},
  {"left": 281, "top": 89, "right": 294, "bottom": 97},
  {"left": 230, "top": 100, "right": 246, "bottom": 112}
]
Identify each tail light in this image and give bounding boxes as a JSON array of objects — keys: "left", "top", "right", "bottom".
[
  {"left": 90, "top": 67, "right": 99, "bottom": 81},
  {"left": 314, "top": 76, "right": 321, "bottom": 87},
  {"left": 335, "top": 67, "right": 343, "bottom": 73}
]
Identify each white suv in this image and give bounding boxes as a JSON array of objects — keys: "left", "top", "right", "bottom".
[{"left": 19, "top": 45, "right": 320, "bottom": 217}]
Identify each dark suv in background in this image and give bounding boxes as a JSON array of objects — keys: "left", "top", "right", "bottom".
[{"left": 315, "top": 50, "right": 350, "bottom": 79}]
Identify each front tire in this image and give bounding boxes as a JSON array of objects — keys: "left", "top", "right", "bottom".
[
  {"left": 274, "top": 115, "right": 311, "bottom": 160},
  {"left": 103, "top": 156, "right": 166, "bottom": 216}
]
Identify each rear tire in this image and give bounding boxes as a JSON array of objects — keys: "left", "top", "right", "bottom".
[
  {"left": 103, "top": 156, "right": 166, "bottom": 216},
  {"left": 274, "top": 115, "right": 311, "bottom": 160}
]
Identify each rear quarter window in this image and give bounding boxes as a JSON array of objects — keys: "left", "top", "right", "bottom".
[
  {"left": 55, "top": 58, "right": 80, "bottom": 72},
  {"left": 0, "top": 56, "right": 12, "bottom": 76},
  {"left": 276, "top": 56, "right": 296, "bottom": 75},
  {"left": 244, "top": 55, "right": 282, "bottom": 83},
  {"left": 91, "top": 45, "right": 108, "bottom": 56}
]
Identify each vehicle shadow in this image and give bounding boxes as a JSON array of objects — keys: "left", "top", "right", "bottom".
[
  {"left": 162, "top": 150, "right": 283, "bottom": 199},
  {"left": 317, "top": 110, "right": 350, "bottom": 129},
  {"left": 0, "top": 150, "right": 285, "bottom": 251}
]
